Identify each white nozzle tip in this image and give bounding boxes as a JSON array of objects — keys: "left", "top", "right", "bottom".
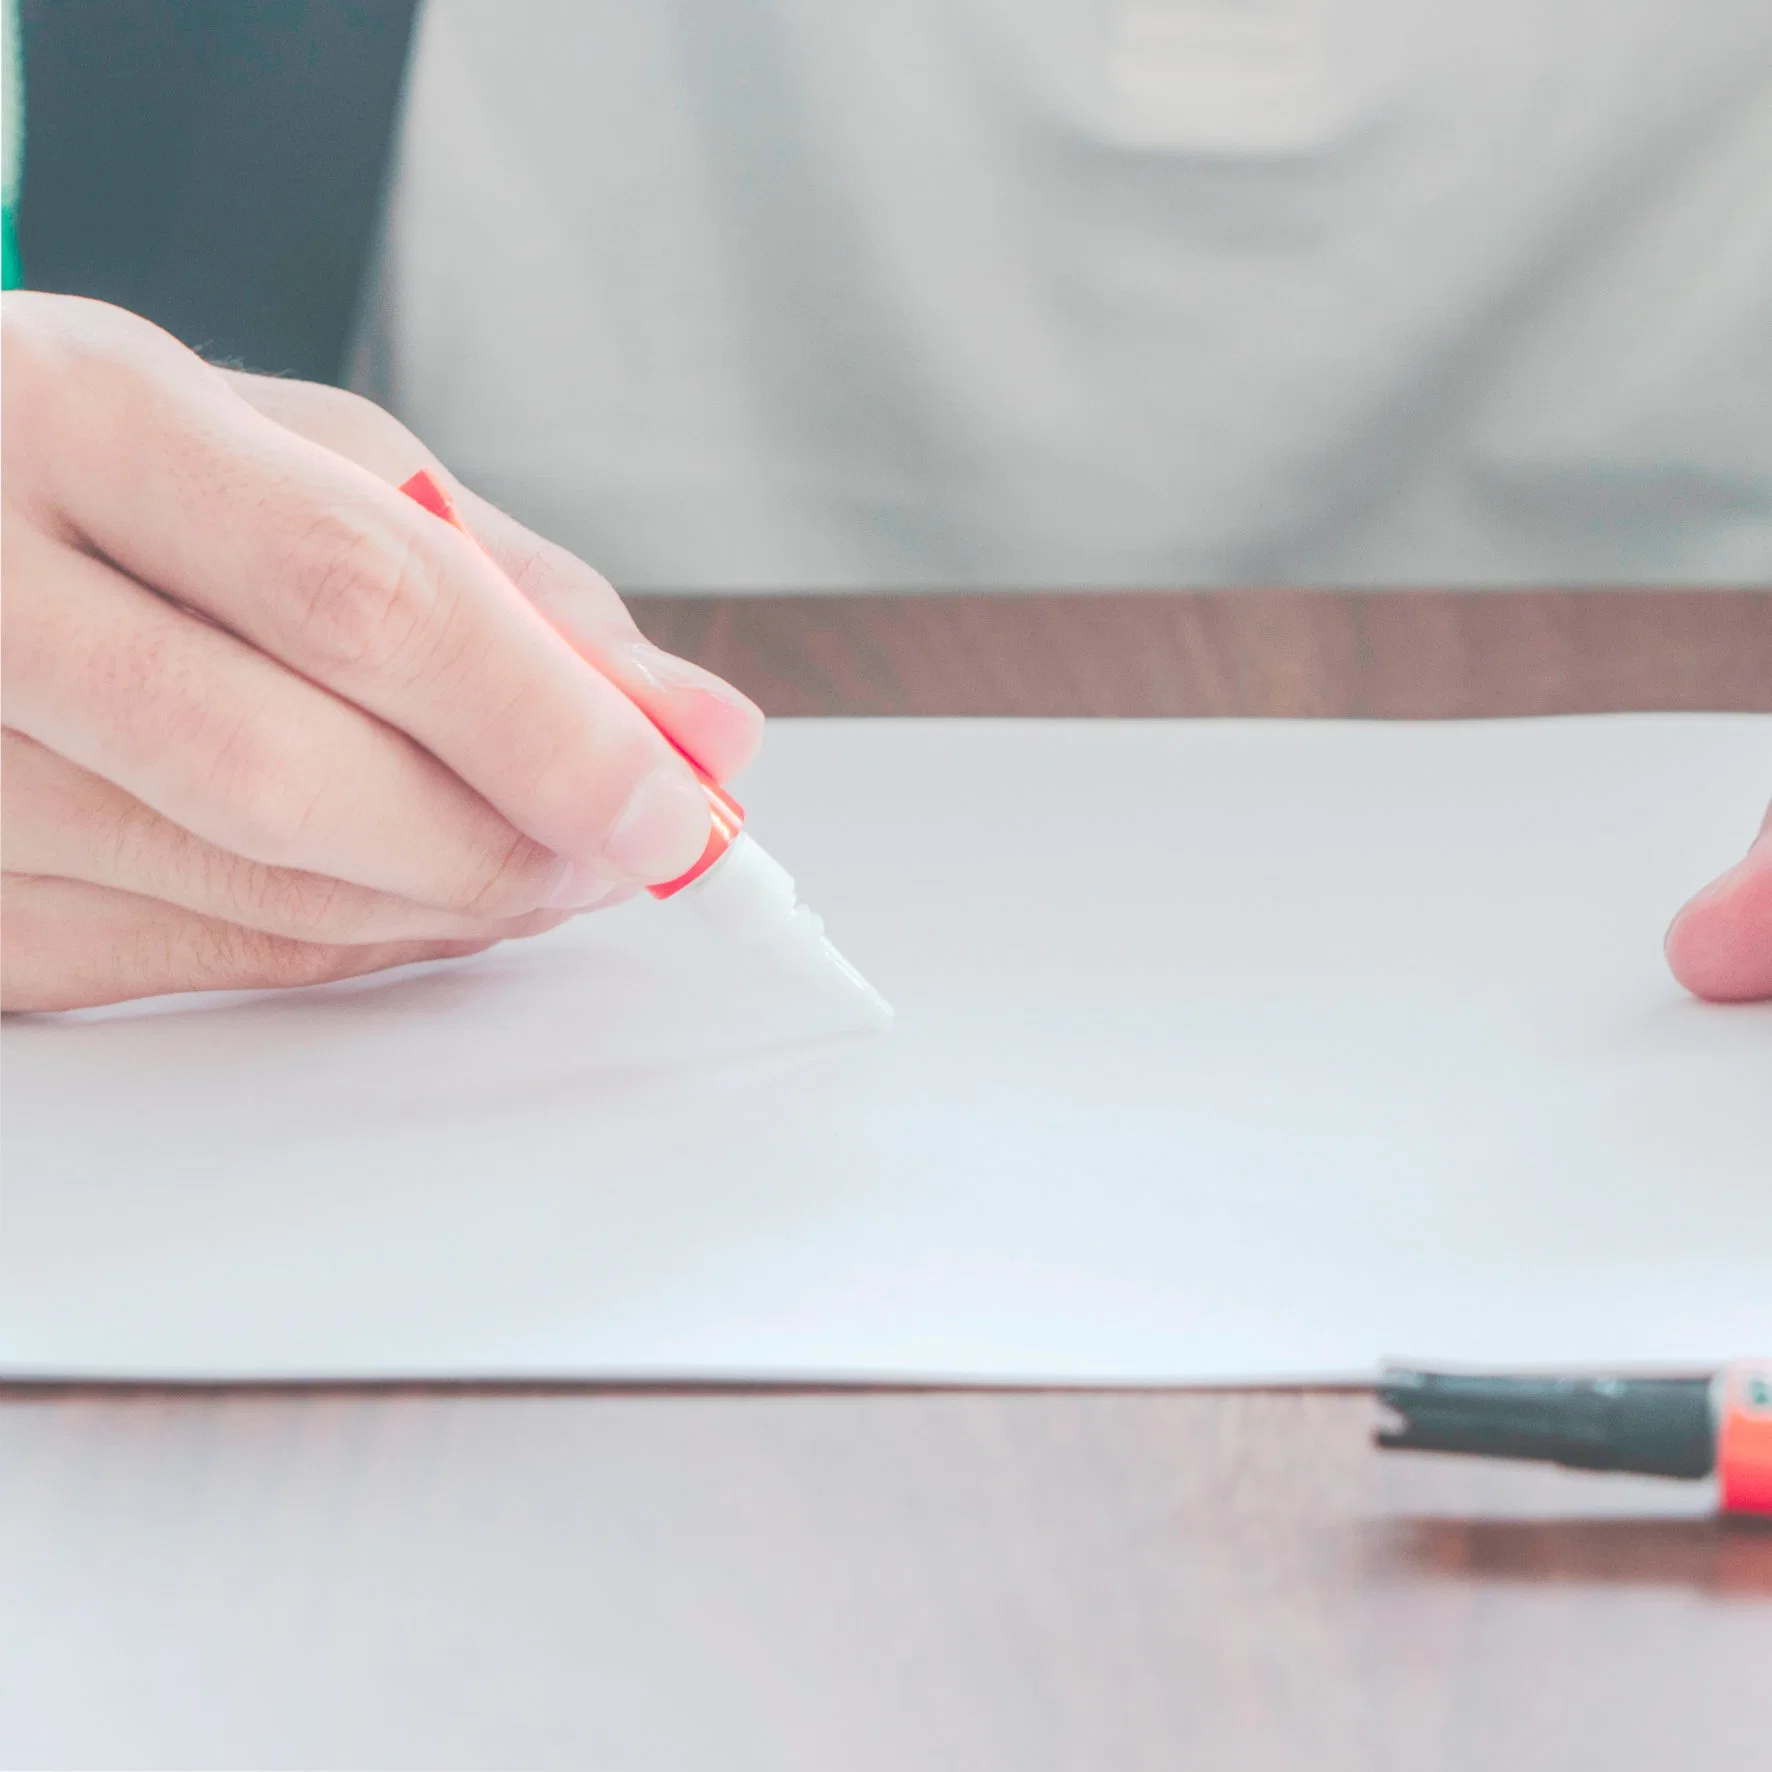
[
  {"left": 818, "top": 936, "right": 897, "bottom": 1027},
  {"left": 678, "top": 835, "right": 894, "bottom": 1027}
]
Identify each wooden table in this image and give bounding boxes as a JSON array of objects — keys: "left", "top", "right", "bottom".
[{"left": 4, "top": 589, "right": 1769, "bottom": 1772}]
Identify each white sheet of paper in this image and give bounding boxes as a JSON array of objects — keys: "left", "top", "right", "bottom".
[{"left": 3, "top": 716, "right": 1768, "bottom": 1383}]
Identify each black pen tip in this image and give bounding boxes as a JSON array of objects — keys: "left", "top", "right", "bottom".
[{"left": 1375, "top": 1366, "right": 1716, "bottom": 1481}]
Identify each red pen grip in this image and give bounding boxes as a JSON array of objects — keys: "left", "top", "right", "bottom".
[
  {"left": 1718, "top": 1360, "right": 1772, "bottom": 1515},
  {"left": 397, "top": 468, "right": 741, "bottom": 897}
]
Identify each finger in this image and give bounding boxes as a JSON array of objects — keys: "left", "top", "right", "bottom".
[
  {"left": 215, "top": 370, "right": 428, "bottom": 484},
  {"left": 450, "top": 483, "right": 765, "bottom": 783},
  {"left": 0, "top": 874, "right": 500, "bottom": 1014},
  {"left": 216, "top": 371, "right": 764, "bottom": 783},
  {"left": 22, "top": 302, "right": 709, "bottom": 882},
  {"left": 0, "top": 730, "right": 611, "bottom": 944},
  {"left": 408, "top": 468, "right": 767, "bottom": 786},
  {"left": 1665, "top": 803, "right": 1772, "bottom": 1003},
  {"left": 3, "top": 530, "right": 609, "bottom": 920}
]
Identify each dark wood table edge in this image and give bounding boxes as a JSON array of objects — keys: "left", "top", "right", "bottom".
[{"left": 627, "top": 586, "right": 1772, "bottom": 719}]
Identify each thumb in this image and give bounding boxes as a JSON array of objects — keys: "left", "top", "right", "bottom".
[{"left": 1664, "top": 801, "right": 1772, "bottom": 1002}]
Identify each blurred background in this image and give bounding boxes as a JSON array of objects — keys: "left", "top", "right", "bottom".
[{"left": 12, "top": 0, "right": 1772, "bottom": 591}]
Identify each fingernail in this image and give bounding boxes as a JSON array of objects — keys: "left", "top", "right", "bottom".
[
  {"left": 627, "top": 641, "right": 760, "bottom": 717},
  {"left": 602, "top": 765, "right": 711, "bottom": 882},
  {"left": 542, "top": 860, "right": 619, "bottom": 911}
]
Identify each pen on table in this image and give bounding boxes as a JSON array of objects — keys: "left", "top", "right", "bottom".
[
  {"left": 1375, "top": 1360, "right": 1772, "bottom": 1515},
  {"left": 399, "top": 469, "right": 894, "bottom": 1026}
]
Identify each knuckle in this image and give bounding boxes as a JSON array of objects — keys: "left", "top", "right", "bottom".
[
  {"left": 107, "top": 620, "right": 330, "bottom": 867},
  {"left": 253, "top": 868, "right": 352, "bottom": 940},
  {"left": 215, "top": 850, "right": 361, "bottom": 942},
  {"left": 1, "top": 301, "right": 53, "bottom": 426},
  {"left": 504, "top": 530, "right": 635, "bottom": 633},
  {"left": 196, "top": 714, "right": 327, "bottom": 865},
  {"left": 176, "top": 912, "right": 249, "bottom": 984},
  {"left": 192, "top": 919, "right": 340, "bottom": 991},
  {"left": 283, "top": 507, "right": 455, "bottom": 681},
  {"left": 1, "top": 309, "right": 82, "bottom": 500},
  {"left": 254, "top": 935, "right": 354, "bottom": 991},
  {"left": 492, "top": 528, "right": 567, "bottom": 601},
  {"left": 101, "top": 789, "right": 171, "bottom": 882},
  {"left": 232, "top": 376, "right": 434, "bottom": 484},
  {"left": 452, "top": 827, "right": 561, "bottom": 919},
  {"left": 4, "top": 294, "right": 196, "bottom": 454},
  {"left": 2, "top": 291, "right": 134, "bottom": 381}
]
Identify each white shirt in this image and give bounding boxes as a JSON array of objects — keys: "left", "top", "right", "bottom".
[{"left": 373, "top": 0, "right": 1772, "bottom": 589}]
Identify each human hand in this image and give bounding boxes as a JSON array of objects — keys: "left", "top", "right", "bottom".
[
  {"left": 1665, "top": 801, "right": 1772, "bottom": 1002},
  {"left": 2, "top": 294, "right": 762, "bottom": 1011}
]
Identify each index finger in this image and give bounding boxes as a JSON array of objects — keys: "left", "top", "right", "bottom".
[
  {"left": 1665, "top": 802, "right": 1772, "bottom": 1002},
  {"left": 31, "top": 303, "right": 710, "bottom": 883}
]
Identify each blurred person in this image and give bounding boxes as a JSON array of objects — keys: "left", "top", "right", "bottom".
[{"left": 3, "top": 0, "right": 1768, "bottom": 1006}]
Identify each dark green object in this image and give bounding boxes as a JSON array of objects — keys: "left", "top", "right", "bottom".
[
  {"left": 15, "top": 0, "right": 419, "bottom": 382},
  {"left": 1377, "top": 1367, "right": 1717, "bottom": 1480},
  {"left": 3, "top": 0, "right": 21, "bottom": 290}
]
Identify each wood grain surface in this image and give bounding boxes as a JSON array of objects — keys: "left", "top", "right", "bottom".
[
  {"left": 3, "top": 1385, "right": 1768, "bottom": 1771},
  {"left": 4, "top": 589, "right": 1769, "bottom": 1772},
  {"left": 629, "top": 587, "right": 1772, "bottom": 718}
]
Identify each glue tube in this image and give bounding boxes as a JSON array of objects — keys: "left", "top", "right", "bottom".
[
  {"left": 400, "top": 469, "right": 893, "bottom": 1026},
  {"left": 1376, "top": 1360, "right": 1772, "bottom": 1514}
]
